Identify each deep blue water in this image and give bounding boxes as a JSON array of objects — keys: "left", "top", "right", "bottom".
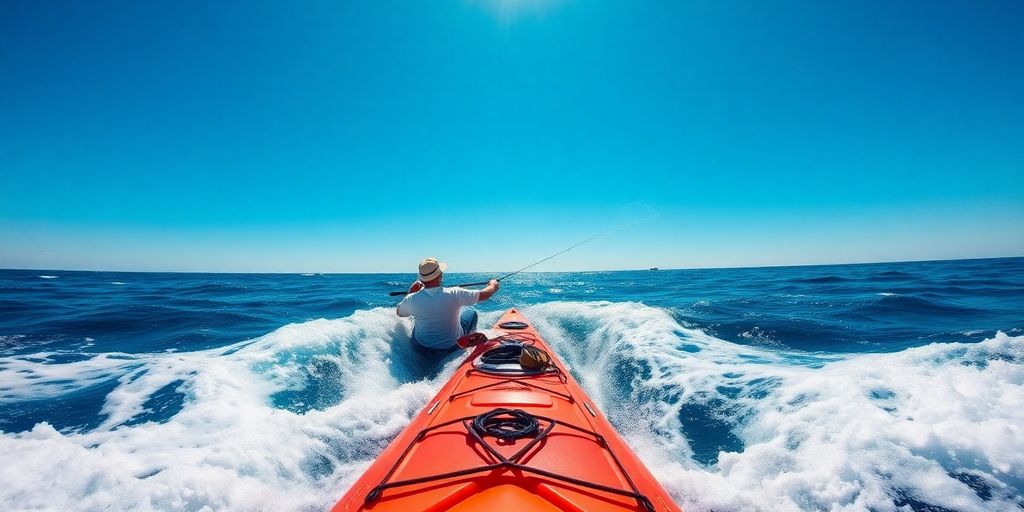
[
  {"left": 4, "top": 258, "right": 1020, "bottom": 357},
  {"left": 1, "top": 257, "right": 1022, "bottom": 511}
]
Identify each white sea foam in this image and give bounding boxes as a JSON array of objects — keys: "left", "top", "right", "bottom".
[
  {"left": 0, "top": 335, "right": 28, "bottom": 357},
  {"left": 736, "top": 326, "right": 785, "bottom": 348},
  {"left": 519, "top": 302, "right": 1024, "bottom": 511},
  {"left": 0, "top": 352, "right": 142, "bottom": 401},
  {"left": 0, "top": 308, "right": 464, "bottom": 511},
  {"left": 38, "top": 275, "right": 58, "bottom": 279},
  {"left": 0, "top": 302, "right": 1020, "bottom": 511}
]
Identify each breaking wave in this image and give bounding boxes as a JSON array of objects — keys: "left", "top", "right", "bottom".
[{"left": 1, "top": 302, "right": 1021, "bottom": 511}]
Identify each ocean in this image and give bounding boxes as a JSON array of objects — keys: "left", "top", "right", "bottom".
[{"left": 1, "top": 257, "right": 1022, "bottom": 511}]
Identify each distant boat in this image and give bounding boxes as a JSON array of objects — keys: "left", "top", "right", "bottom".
[{"left": 649, "top": 267, "right": 659, "bottom": 271}]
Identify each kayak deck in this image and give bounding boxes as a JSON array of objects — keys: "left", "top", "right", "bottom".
[{"left": 330, "top": 308, "right": 679, "bottom": 512}]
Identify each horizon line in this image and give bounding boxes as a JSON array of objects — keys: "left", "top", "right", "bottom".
[{"left": 2, "top": 254, "right": 1020, "bottom": 276}]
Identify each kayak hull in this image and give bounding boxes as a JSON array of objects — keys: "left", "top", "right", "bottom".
[{"left": 330, "top": 308, "right": 680, "bottom": 512}]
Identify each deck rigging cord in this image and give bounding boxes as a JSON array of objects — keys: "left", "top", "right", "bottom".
[
  {"left": 388, "top": 210, "right": 659, "bottom": 296},
  {"left": 472, "top": 408, "right": 540, "bottom": 440}
]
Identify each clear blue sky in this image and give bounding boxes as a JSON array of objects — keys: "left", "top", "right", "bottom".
[{"left": 1, "top": 0, "right": 1021, "bottom": 272}]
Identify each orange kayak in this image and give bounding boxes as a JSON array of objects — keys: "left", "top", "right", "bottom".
[{"left": 330, "top": 308, "right": 681, "bottom": 512}]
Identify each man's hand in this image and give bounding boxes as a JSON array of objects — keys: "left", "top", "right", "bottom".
[
  {"left": 479, "top": 279, "right": 500, "bottom": 302},
  {"left": 408, "top": 281, "right": 424, "bottom": 294}
]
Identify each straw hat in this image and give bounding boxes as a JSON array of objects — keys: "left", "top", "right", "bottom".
[{"left": 418, "top": 257, "right": 447, "bottom": 282}]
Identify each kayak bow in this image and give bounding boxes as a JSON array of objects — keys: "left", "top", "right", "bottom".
[{"left": 330, "top": 308, "right": 680, "bottom": 512}]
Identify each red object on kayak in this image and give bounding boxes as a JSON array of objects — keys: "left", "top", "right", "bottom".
[
  {"left": 456, "top": 331, "right": 487, "bottom": 349},
  {"left": 329, "top": 308, "right": 681, "bottom": 512}
]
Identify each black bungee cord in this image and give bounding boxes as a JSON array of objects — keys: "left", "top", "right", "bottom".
[{"left": 471, "top": 408, "right": 540, "bottom": 441}]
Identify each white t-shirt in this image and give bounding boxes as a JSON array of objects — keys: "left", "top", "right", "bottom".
[{"left": 397, "top": 286, "right": 481, "bottom": 348}]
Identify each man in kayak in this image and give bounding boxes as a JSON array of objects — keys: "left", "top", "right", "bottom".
[
  {"left": 395, "top": 258, "right": 499, "bottom": 350},
  {"left": 396, "top": 257, "right": 500, "bottom": 351}
]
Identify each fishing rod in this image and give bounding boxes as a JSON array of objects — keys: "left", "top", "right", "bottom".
[
  {"left": 387, "top": 211, "right": 660, "bottom": 296},
  {"left": 387, "top": 280, "right": 490, "bottom": 296}
]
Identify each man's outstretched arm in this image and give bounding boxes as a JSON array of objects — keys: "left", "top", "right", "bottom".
[
  {"left": 396, "top": 281, "right": 423, "bottom": 316},
  {"left": 478, "top": 279, "right": 500, "bottom": 302}
]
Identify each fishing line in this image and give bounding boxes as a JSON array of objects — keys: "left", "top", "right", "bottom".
[
  {"left": 492, "top": 211, "right": 661, "bottom": 283},
  {"left": 388, "top": 209, "right": 659, "bottom": 296}
]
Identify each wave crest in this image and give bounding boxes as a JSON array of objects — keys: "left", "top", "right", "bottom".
[{"left": 0, "top": 302, "right": 1021, "bottom": 511}]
